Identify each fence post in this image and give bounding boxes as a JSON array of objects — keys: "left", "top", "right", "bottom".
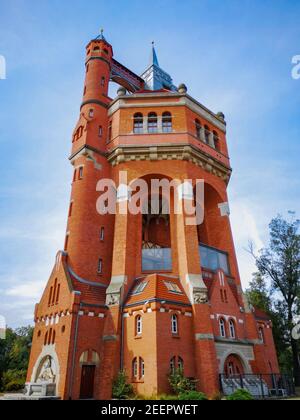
[{"left": 260, "top": 375, "right": 265, "bottom": 399}]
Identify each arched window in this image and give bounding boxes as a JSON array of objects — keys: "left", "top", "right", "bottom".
[
  {"left": 140, "top": 358, "right": 145, "bottom": 378},
  {"left": 178, "top": 357, "right": 184, "bottom": 371},
  {"left": 213, "top": 131, "right": 220, "bottom": 150},
  {"left": 132, "top": 358, "right": 138, "bottom": 378},
  {"left": 101, "top": 77, "right": 105, "bottom": 87},
  {"left": 93, "top": 46, "right": 100, "bottom": 52},
  {"left": 52, "top": 330, "right": 56, "bottom": 345},
  {"left": 195, "top": 119, "right": 202, "bottom": 139},
  {"left": 133, "top": 113, "right": 143, "bottom": 134},
  {"left": 148, "top": 112, "right": 158, "bottom": 133},
  {"left": 219, "top": 318, "right": 226, "bottom": 338},
  {"left": 204, "top": 125, "right": 210, "bottom": 144},
  {"left": 89, "top": 109, "right": 94, "bottom": 118},
  {"left": 48, "top": 328, "right": 52, "bottom": 345},
  {"left": 259, "top": 327, "right": 265, "bottom": 343},
  {"left": 136, "top": 315, "right": 142, "bottom": 336},
  {"left": 170, "top": 357, "right": 176, "bottom": 374},
  {"left": 44, "top": 331, "right": 48, "bottom": 346},
  {"left": 171, "top": 314, "right": 178, "bottom": 335},
  {"left": 229, "top": 320, "right": 236, "bottom": 339},
  {"left": 162, "top": 112, "right": 172, "bottom": 133}
]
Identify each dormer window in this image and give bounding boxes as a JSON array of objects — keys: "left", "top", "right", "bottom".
[
  {"left": 148, "top": 113, "right": 158, "bottom": 133},
  {"left": 133, "top": 113, "right": 143, "bottom": 134},
  {"left": 162, "top": 112, "right": 172, "bottom": 133}
]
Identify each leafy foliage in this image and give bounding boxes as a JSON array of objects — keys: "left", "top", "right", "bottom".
[
  {"left": 168, "top": 368, "right": 197, "bottom": 395},
  {"left": 248, "top": 214, "right": 300, "bottom": 385},
  {"left": 178, "top": 390, "right": 208, "bottom": 400},
  {"left": 112, "top": 371, "right": 134, "bottom": 400},
  {"left": 226, "top": 389, "right": 254, "bottom": 401},
  {"left": 0, "top": 326, "right": 33, "bottom": 392}
]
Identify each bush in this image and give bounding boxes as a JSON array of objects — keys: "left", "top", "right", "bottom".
[
  {"left": 226, "top": 389, "right": 254, "bottom": 401},
  {"left": 159, "top": 394, "right": 179, "bottom": 400},
  {"left": 169, "top": 369, "right": 196, "bottom": 395},
  {"left": 2, "top": 369, "right": 26, "bottom": 392},
  {"left": 112, "top": 371, "right": 134, "bottom": 400},
  {"left": 178, "top": 391, "right": 208, "bottom": 400}
]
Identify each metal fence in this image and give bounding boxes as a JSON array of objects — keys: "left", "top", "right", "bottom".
[{"left": 219, "top": 374, "right": 295, "bottom": 399}]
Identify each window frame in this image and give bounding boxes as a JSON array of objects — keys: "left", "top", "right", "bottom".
[
  {"left": 147, "top": 112, "right": 158, "bottom": 133},
  {"left": 162, "top": 112, "right": 172, "bottom": 133},
  {"left": 136, "top": 315, "right": 142, "bottom": 336},
  {"left": 219, "top": 318, "right": 226, "bottom": 338},
  {"left": 133, "top": 113, "right": 144, "bottom": 134},
  {"left": 229, "top": 319, "right": 236, "bottom": 339},
  {"left": 171, "top": 314, "right": 179, "bottom": 335}
]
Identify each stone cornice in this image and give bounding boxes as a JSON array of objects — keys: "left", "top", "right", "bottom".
[{"left": 107, "top": 143, "right": 232, "bottom": 184}]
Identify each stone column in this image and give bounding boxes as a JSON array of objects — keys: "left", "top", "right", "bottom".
[
  {"left": 208, "top": 131, "right": 215, "bottom": 148},
  {"left": 200, "top": 127, "right": 206, "bottom": 143}
]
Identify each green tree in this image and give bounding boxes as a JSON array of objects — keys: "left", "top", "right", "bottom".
[
  {"left": 249, "top": 214, "right": 300, "bottom": 385},
  {"left": 246, "top": 273, "right": 293, "bottom": 375},
  {"left": 0, "top": 326, "right": 33, "bottom": 391}
]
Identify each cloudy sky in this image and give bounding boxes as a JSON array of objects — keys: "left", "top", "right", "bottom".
[{"left": 0, "top": 0, "right": 300, "bottom": 327}]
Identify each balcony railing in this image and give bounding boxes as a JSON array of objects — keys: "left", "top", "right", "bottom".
[
  {"left": 142, "top": 248, "right": 172, "bottom": 272},
  {"left": 199, "top": 244, "right": 230, "bottom": 275},
  {"left": 219, "top": 374, "right": 295, "bottom": 399}
]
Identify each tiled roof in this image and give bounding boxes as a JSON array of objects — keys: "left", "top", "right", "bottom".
[
  {"left": 125, "top": 274, "right": 191, "bottom": 306},
  {"left": 68, "top": 270, "right": 107, "bottom": 305}
]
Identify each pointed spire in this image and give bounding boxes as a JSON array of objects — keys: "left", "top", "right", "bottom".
[
  {"left": 149, "top": 41, "right": 159, "bottom": 67},
  {"left": 95, "top": 28, "right": 107, "bottom": 41}
]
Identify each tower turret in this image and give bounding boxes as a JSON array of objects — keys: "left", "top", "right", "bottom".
[{"left": 66, "top": 31, "right": 114, "bottom": 287}]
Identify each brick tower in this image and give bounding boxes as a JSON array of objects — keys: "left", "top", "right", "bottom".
[{"left": 26, "top": 32, "right": 279, "bottom": 400}]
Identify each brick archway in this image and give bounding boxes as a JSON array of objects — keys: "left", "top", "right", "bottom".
[{"left": 224, "top": 354, "right": 245, "bottom": 376}]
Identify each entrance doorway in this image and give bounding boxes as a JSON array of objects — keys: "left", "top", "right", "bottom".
[
  {"left": 224, "top": 355, "right": 245, "bottom": 376},
  {"left": 80, "top": 365, "right": 95, "bottom": 399}
]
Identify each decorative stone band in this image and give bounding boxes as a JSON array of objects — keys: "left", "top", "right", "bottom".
[
  {"left": 85, "top": 55, "right": 111, "bottom": 68},
  {"left": 80, "top": 99, "right": 109, "bottom": 111},
  {"left": 195, "top": 333, "right": 214, "bottom": 341},
  {"left": 185, "top": 274, "right": 208, "bottom": 305},
  {"left": 103, "top": 335, "right": 118, "bottom": 342},
  {"left": 107, "top": 144, "right": 232, "bottom": 184},
  {"left": 106, "top": 275, "right": 128, "bottom": 306}
]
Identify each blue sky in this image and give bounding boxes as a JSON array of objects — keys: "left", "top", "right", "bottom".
[{"left": 0, "top": 0, "right": 300, "bottom": 327}]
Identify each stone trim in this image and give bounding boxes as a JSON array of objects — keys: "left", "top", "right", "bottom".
[
  {"left": 195, "top": 333, "right": 214, "bottom": 341},
  {"left": 30, "top": 346, "right": 60, "bottom": 397},
  {"left": 107, "top": 144, "right": 231, "bottom": 183},
  {"left": 103, "top": 335, "right": 118, "bottom": 342},
  {"left": 215, "top": 342, "right": 254, "bottom": 374},
  {"left": 80, "top": 99, "right": 109, "bottom": 110}
]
